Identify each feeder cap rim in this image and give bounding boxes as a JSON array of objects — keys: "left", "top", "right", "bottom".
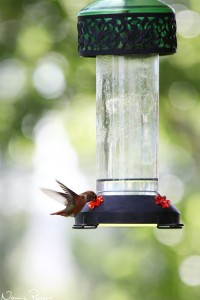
[{"left": 78, "top": 0, "right": 175, "bottom": 16}]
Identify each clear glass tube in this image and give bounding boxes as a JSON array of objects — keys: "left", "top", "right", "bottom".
[{"left": 96, "top": 55, "right": 159, "bottom": 195}]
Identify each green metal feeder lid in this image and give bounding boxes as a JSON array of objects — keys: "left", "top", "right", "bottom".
[
  {"left": 78, "top": 0, "right": 177, "bottom": 57},
  {"left": 78, "top": 0, "right": 174, "bottom": 16}
]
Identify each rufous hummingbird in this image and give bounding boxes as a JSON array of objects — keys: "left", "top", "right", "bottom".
[{"left": 41, "top": 180, "right": 97, "bottom": 217}]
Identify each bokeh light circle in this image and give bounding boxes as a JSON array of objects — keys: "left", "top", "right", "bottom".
[
  {"left": 33, "top": 59, "right": 66, "bottom": 99},
  {"left": 159, "top": 174, "right": 184, "bottom": 204},
  {"left": 177, "top": 10, "right": 200, "bottom": 38},
  {"left": 169, "top": 81, "right": 198, "bottom": 110},
  {"left": 154, "top": 228, "right": 184, "bottom": 246},
  {"left": 179, "top": 256, "right": 200, "bottom": 286},
  {"left": 0, "top": 59, "right": 26, "bottom": 100}
]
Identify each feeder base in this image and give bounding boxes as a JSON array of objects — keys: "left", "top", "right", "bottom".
[{"left": 73, "top": 195, "right": 183, "bottom": 229}]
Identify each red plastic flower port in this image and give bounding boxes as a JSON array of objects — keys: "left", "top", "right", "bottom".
[
  {"left": 87, "top": 195, "right": 104, "bottom": 209},
  {"left": 154, "top": 193, "right": 171, "bottom": 208}
]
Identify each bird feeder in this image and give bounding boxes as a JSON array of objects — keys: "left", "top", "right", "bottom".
[{"left": 73, "top": 0, "right": 183, "bottom": 229}]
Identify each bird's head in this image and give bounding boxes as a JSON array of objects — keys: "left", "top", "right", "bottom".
[{"left": 82, "top": 191, "right": 97, "bottom": 203}]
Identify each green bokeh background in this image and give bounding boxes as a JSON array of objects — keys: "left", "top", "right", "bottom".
[{"left": 0, "top": 0, "right": 199, "bottom": 299}]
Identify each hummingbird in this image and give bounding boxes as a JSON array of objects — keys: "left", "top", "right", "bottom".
[{"left": 41, "top": 180, "right": 97, "bottom": 217}]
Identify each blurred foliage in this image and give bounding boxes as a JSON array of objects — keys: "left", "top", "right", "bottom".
[
  {"left": 0, "top": 0, "right": 200, "bottom": 299},
  {"left": 0, "top": 0, "right": 96, "bottom": 165}
]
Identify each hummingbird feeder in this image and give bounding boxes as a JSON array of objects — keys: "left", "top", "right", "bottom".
[{"left": 73, "top": 0, "right": 183, "bottom": 229}]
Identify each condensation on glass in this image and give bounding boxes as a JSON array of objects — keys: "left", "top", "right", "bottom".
[{"left": 96, "top": 55, "right": 159, "bottom": 195}]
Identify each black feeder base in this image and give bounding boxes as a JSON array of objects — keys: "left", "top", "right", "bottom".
[{"left": 73, "top": 195, "right": 183, "bottom": 229}]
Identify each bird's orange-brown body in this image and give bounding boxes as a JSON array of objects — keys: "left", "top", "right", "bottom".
[{"left": 42, "top": 180, "right": 97, "bottom": 217}]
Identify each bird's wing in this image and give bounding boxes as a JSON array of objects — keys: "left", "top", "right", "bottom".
[
  {"left": 41, "top": 189, "right": 74, "bottom": 206},
  {"left": 56, "top": 180, "right": 78, "bottom": 198}
]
